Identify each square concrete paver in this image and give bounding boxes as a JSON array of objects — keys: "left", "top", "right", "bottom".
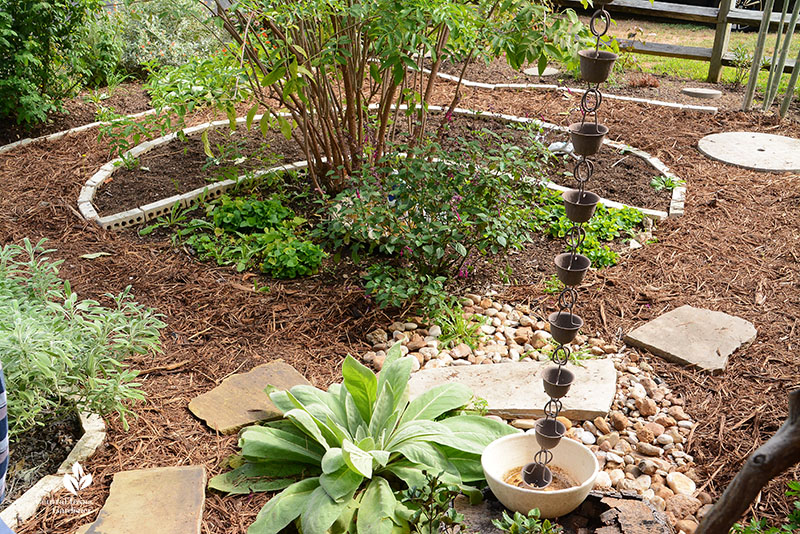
[
  {"left": 624, "top": 305, "right": 756, "bottom": 372},
  {"left": 408, "top": 359, "right": 616, "bottom": 420},
  {"left": 77, "top": 466, "right": 205, "bottom": 534},
  {"left": 189, "top": 360, "right": 310, "bottom": 434}
]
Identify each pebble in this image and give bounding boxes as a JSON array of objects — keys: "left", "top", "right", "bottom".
[
  {"left": 657, "top": 433, "right": 675, "bottom": 446},
  {"left": 366, "top": 328, "right": 388, "bottom": 345},
  {"left": 678, "top": 420, "right": 694, "bottom": 429},
  {"left": 607, "top": 452, "right": 624, "bottom": 464},
  {"left": 637, "top": 443, "right": 663, "bottom": 457},
  {"left": 404, "top": 354, "right": 420, "bottom": 371},
  {"left": 676, "top": 519, "right": 699, "bottom": 534},
  {"left": 556, "top": 416, "right": 572, "bottom": 430},
  {"left": 511, "top": 419, "right": 537, "bottom": 430},
  {"left": 580, "top": 431, "right": 596, "bottom": 445},
  {"left": 610, "top": 411, "right": 629, "bottom": 431},
  {"left": 594, "top": 471, "right": 612, "bottom": 489},
  {"left": 428, "top": 325, "right": 442, "bottom": 337},
  {"left": 667, "top": 472, "right": 696, "bottom": 496}
]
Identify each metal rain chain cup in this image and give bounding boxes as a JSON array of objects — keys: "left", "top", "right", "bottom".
[{"left": 519, "top": 0, "right": 615, "bottom": 491}]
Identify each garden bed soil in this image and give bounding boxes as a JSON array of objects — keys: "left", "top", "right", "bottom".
[
  {"left": 4, "top": 78, "right": 800, "bottom": 533},
  {"left": 0, "top": 412, "right": 83, "bottom": 512},
  {"left": 93, "top": 114, "right": 669, "bottom": 216},
  {"left": 0, "top": 82, "right": 151, "bottom": 146}
]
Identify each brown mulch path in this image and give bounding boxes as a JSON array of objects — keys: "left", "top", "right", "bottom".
[{"left": 0, "top": 74, "right": 798, "bottom": 534}]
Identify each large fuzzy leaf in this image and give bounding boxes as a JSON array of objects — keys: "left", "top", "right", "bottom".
[
  {"left": 385, "top": 420, "right": 451, "bottom": 450},
  {"left": 342, "top": 355, "right": 377, "bottom": 422},
  {"left": 342, "top": 439, "right": 373, "bottom": 478},
  {"left": 320, "top": 464, "right": 363, "bottom": 502},
  {"left": 321, "top": 447, "right": 346, "bottom": 474},
  {"left": 285, "top": 408, "right": 333, "bottom": 450},
  {"left": 435, "top": 445, "right": 486, "bottom": 483},
  {"left": 430, "top": 415, "right": 520, "bottom": 454},
  {"left": 369, "top": 382, "right": 396, "bottom": 440},
  {"left": 398, "top": 383, "right": 471, "bottom": 426},
  {"left": 208, "top": 461, "right": 300, "bottom": 494},
  {"left": 344, "top": 387, "right": 367, "bottom": 437},
  {"left": 356, "top": 477, "right": 396, "bottom": 534},
  {"left": 300, "top": 485, "right": 357, "bottom": 534},
  {"left": 291, "top": 384, "right": 347, "bottom": 427},
  {"left": 390, "top": 441, "right": 459, "bottom": 479},
  {"left": 376, "top": 346, "right": 413, "bottom": 412},
  {"left": 248, "top": 477, "right": 320, "bottom": 534},
  {"left": 240, "top": 426, "right": 325, "bottom": 465}
]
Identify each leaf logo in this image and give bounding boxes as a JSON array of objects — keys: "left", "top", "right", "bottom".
[{"left": 63, "top": 462, "right": 93, "bottom": 496}]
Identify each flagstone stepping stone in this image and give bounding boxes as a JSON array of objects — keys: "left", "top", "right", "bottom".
[
  {"left": 407, "top": 359, "right": 616, "bottom": 420},
  {"left": 189, "top": 360, "right": 310, "bottom": 434},
  {"left": 698, "top": 131, "right": 800, "bottom": 172},
  {"left": 624, "top": 305, "right": 756, "bottom": 373},
  {"left": 681, "top": 87, "right": 722, "bottom": 100},
  {"left": 76, "top": 466, "right": 205, "bottom": 534},
  {"left": 524, "top": 66, "right": 560, "bottom": 77}
]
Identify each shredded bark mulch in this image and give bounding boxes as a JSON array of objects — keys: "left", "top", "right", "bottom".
[
  {"left": 0, "top": 82, "right": 152, "bottom": 146},
  {"left": 2, "top": 67, "right": 800, "bottom": 533}
]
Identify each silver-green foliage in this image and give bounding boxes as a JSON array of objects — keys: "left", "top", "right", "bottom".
[
  {"left": 209, "top": 343, "right": 520, "bottom": 534},
  {"left": 0, "top": 239, "right": 166, "bottom": 438}
]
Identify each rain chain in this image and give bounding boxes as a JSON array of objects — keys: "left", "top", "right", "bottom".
[{"left": 521, "top": 0, "right": 618, "bottom": 489}]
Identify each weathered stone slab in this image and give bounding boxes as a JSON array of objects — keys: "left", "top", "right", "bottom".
[
  {"left": 407, "top": 359, "right": 616, "bottom": 420},
  {"left": 78, "top": 466, "right": 205, "bottom": 534},
  {"left": 189, "top": 360, "right": 310, "bottom": 434},
  {"left": 624, "top": 305, "right": 756, "bottom": 372},
  {"left": 681, "top": 87, "right": 722, "bottom": 100}
]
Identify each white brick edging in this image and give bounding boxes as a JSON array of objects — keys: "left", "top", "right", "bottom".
[
  {"left": 422, "top": 68, "right": 718, "bottom": 114},
  {"left": 0, "top": 108, "right": 158, "bottom": 156},
  {"left": 81, "top": 107, "right": 684, "bottom": 227},
  {"left": 0, "top": 412, "right": 106, "bottom": 529}
]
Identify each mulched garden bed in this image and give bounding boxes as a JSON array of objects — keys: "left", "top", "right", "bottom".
[
  {"left": 2, "top": 70, "right": 800, "bottom": 533},
  {"left": 0, "top": 412, "right": 82, "bottom": 512},
  {"left": 0, "top": 82, "right": 151, "bottom": 146},
  {"left": 93, "top": 113, "right": 670, "bottom": 215}
]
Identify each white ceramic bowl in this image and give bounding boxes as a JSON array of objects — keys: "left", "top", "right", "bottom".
[{"left": 481, "top": 432, "right": 599, "bottom": 518}]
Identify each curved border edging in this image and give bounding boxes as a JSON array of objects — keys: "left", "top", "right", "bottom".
[
  {"left": 423, "top": 67, "right": 718, "bottom": 114},
  {"left": 0, "top": 108, "right": 158, "bottom": 156},
  {"left": 0, "top": 412, "right": 106, "bottom": 529},
  {"left": 81, "top": 105, "right": 685, "bottom": 227}
]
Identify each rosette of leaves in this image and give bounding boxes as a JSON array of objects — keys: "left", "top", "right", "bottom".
[{"left": 209, "top": 343, "right": 519, "bottom": 533}]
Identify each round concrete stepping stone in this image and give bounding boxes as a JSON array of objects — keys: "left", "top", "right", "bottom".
[
  {"left": 698, "top": 131, "right": 800, "bottom": 172},
  {"left": 524, "top": 66, "right": 559, "bottom": 77},
  {"left": 681, "top": 87, "right": 722, "bottom": 100}
]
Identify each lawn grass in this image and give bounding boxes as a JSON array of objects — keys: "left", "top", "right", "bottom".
[{"left": 592, "top": 15, "right": 800, "bottom": 94}]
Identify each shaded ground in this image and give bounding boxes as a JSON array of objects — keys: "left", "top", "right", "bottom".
[
  {"left": 1, "top": 71, "right": 799, "bottom": 534},
  {"left": 0, "top": 82, "right": 151, "bottom": 146}
]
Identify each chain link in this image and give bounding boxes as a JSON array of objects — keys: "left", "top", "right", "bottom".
[{"left": 529, "top": 2, "right": 612, "bottom": 486}]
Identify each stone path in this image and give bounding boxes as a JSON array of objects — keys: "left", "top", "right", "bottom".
[
  {"left": 76, "top": 466, "right": 205, "bottom": 534},
  {"left": 698, "top": 131, "right": 800, "bottom": 172},
  {"left": 624, "top": 305, "right": 756, "bottom": 373},
  {"left": 408, "top": 360, "right": 616, "bottom": 420},
  {"left": 188, "top": 360, "right": 310, "bottom": 434}
]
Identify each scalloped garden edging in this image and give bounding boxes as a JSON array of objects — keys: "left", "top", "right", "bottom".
[
  {"left": 0, "top": 412, "right": 106, "bottom": 529},
  {"left": 79, "top": 106, "right": 685, "bottom": 229},
  {"left": 421, "top": 66, "right": 719, "bottom": 115},
  {"left": 0, "top": 108, "right": 158, "bottom": 156}
]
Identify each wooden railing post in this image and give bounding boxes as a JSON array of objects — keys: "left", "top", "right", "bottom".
[{"left": 708, "top": 0, "right": 733, "bottom": 82}]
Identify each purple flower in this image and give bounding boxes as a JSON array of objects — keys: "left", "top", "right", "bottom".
[{"left": 356, "top": 189, "right": 361, "bottom": 200}]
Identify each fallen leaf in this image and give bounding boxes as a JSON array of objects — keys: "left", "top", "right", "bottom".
[{"left": 80, "top": 252, "right": 112, "bottom": 260}]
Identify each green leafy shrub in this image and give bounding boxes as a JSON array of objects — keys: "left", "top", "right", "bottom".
[
  {"left": 114, "top": 0, "right": 218, "bottom": 73},
  {"left": 650, "top": 175, "right": 685, "bottom": 192},
  {"left": 402, "top": 471, "right": 465, "bottom": 534},
  {"left": 74, "top": 11, "right": 124, "bottom": 88},
  {"left": 211, "top": 195, "right": 294, "bottom": 233},
  {"left": 145, "top": 53, "right": 251, "bottom": 112},
  {"left": 314, "top": 130, "right": 552, "bottom": 308},
  {"left": 530, "top": 187, "right": 645, "bottom": 268},
  {"left": 0, "top": 0, "right": 105, "bottom": 125},
  {"left": 163, "top": 195, "right": 325, "bottom": 279},
  {"left": 209, "top": 343, "right": 519, "bottom": 534},
  {"left": 731, "top": 481, "right": 800, "bottom": 534},
  {"left": 493, "top": 509, "right": 562, "bottom": 534},
  {"left": 0, "top": 239, "right": 165, "bottom": 438}
]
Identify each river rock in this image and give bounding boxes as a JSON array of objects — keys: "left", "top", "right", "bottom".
[{"left": 667, "top": 472, "right": 696, "bottom": 496}]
